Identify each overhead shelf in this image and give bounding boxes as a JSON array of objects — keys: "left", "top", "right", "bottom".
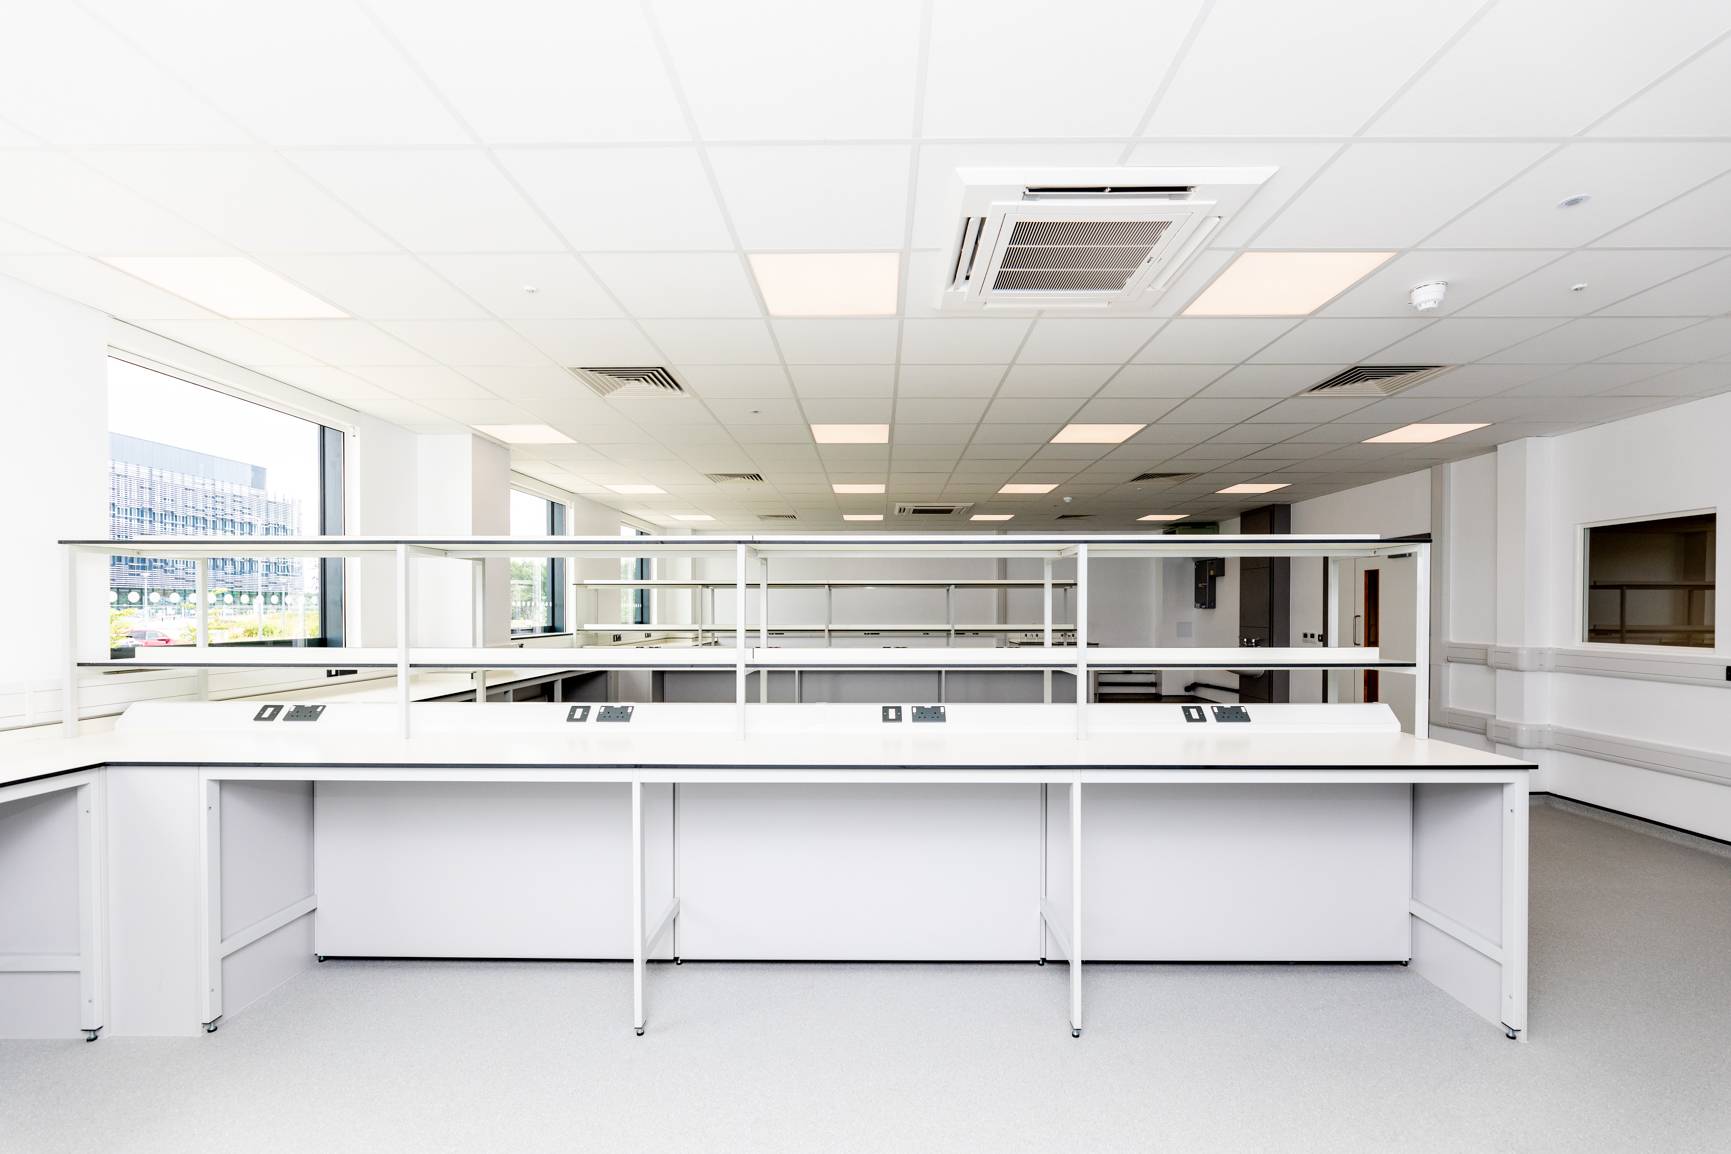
[
  {"left": 83, "top": 646, "right": 742, "bottom": 671},
  {"left": 586, "top": 624, "right": 1077, "bottom": 634},
  {"left": 579, "top": 578, "right": 1077, "bottom": 589}
]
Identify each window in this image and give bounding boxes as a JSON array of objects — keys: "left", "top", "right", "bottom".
[
  {"left": 510, "top": 489, "right": 566, "bottom": 635},
  {"left": 1585, "top": 513, "right": 1715, "bottom": 647},
  {"left": 106, "top": 357, "right": 343, "bottom": 655},
  {"left": 621, "top": 525, "right": 650, "bottom": 626}
]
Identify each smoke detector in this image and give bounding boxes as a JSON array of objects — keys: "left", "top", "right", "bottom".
[
  {"left": 939, "top": 166, "right": 1274, "bottom": 313},
  {"left": 1409, "top": 281, "right": 1447, "bottom": 312}
]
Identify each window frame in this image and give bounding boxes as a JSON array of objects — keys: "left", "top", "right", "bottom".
[
  {"left": 1579, "top": 507, "right": 1716, "bottom": 650},
  {"left": 105, "top": 352, "right": 347, "bottom": 656},
  {"left": 623, "top": 525, "right": 651, "bottom": 626},
  {"left": 509, "top": 488, "right": 568, "bottom": 637}
]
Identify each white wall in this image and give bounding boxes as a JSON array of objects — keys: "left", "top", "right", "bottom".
[{"left": 0, "top": 278, "right": 108, "bottom": 700}]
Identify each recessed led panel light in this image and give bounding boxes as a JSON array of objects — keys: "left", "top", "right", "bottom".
[
  {"left": 1361, "top": 422, "right": 1489, "bottom": 444},
  {"left": 670, "top": 513, "right": 715, "bottom": 521},
  {"left": 999, "top": 483, "right": 1058, "bottom": 495},
  {"left": 749, "top": 252, "right": 900, "bottom": 317},
  {"left": 104, "top": 256, "right": 346, "bottom": 318},
  {"left": 970, "top": 514, "right": 1014, "bottom": 521},
  {"left": 811, "top": 423, "right": 890, "bottom": 444},
  {"left": 474, "top": 423, "right": 574, "bottom": 444},
  {"left": 606, "top": 483, "right": 666, "bottom": 495},
  {"left": 832, "top": 483, "right": 886, "bottom": 494},
  {"left": 1216, "top": 483, "right": 1290, "bottom": 495},
  {"left": 1051, "top": 423, "right": 1146, "bottom": 445},
  {"left": 1183, "top": 251, "right": 1394, "bottom": 317},
  {"left": 843, "top": 514, "right": 884, "bottom": 521},
  {"left": 1138, "top": 514, "right": 1187, "bottom": 522}
]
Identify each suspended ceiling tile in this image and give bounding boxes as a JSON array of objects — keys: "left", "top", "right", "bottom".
[
  {"left": 1368, "top": 0, "right": 1731, "bottom": 137},
  {"left": 370, "top": 1, "right": 687, "bottom": 144},
  {"left": 772, "top": 320, "right": 900, "bottom": 365},
  {"left": 1253, "top": 142, "right": 1545, "bottom": 249},
  {"left": 586, "top": 252, "right": 762, "bottom": 319},
  {"left": 1428, "top": 143, "right": 1731, "bottom": 249},
  {"left": 710, "top": 145, "right": 911, "bottom": 249},
  {"left": 498, "top": 147, "right": 732, "bottom": 252},
  {"left": 921, "top": 0, "right": 1204, "bottom": 138}
]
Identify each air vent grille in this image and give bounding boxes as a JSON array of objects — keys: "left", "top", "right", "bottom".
[
  {"left": 1055, "top": 513, "right": 1095, "bottom": 520},
  {"left": 758, "top": 513, "right": 796, "bottom": 521},
  {"left": 1303, "top": 365, "right": 1450, "bottom": 398},
  {"left": 705, "top": 472, "right": 765, "bottom": 484},
  {"left": 893, "top": 502, "right": 974, "bottom": 517},
  {"left": 570, "top": 366, "right": 686, "bottom": 399},
  {"left": 1128, "top": 471, "right": 1197, "bottom": 484},
  {"left": 989, "top": 218, "right": 1171, "bottom": 295}
]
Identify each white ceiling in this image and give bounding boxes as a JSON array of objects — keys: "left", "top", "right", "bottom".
[{"left": 2, "top": 0, "right": 1731, "bottom": 529}]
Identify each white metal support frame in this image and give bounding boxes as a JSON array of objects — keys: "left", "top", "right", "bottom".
[
  {"left": 734, "top": 544, "right": 747, "bottom": 731},
  {"left": 1042, "top": 558, "right": 1054, "bottom": 704},
  {"left": 1413, "top": 542, "right": 1431, "bottom": 739},
  {"left": 395, "top": 544, "right": 411, "bottom": 737},
  {"left": 62, "top": 546, "right": 78, "bottom": 736},
  {"left": 758, "top": 556, "right": 769, "bottom": 704},
  {"left": 1501, "top": 777, "right": 1530, "bottom": 1040},
  {"left": 197, "top": 776, "right": 221, "bottom": 1031},
  {"left": 0, "top": 769, "right": 109, "bottom": 1041},
  {"left": 1074, "top": 545, "right": 1089, "bottom": 736},
  {"left": 195, "top": 558, "right": 210, "bottom": 702},
  {"left": 628, "top": 772, "right": 681, "bottom": 1036}
]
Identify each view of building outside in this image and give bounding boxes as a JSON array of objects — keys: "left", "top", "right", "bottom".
[
  {"left": 510, "top": 489, "right": 555, "bottom": 633},
  {"left": 107, "top": 359, "right": 325, "bottom": 652}
]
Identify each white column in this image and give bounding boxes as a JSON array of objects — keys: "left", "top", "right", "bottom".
[
  {"left": 1074, "top": 545, "right": 1089, "bottom": 736},
  {"left": 395, "top": 545, "right": 411, "bottom": 738}
]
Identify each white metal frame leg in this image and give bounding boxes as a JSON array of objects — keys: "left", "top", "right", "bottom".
[
  {"left": 1501, "top": 778, "right": 1530, "bottom": 1041},
  {"left": 1069, "top": 778, "right": 1082, "bottom": 1038},
  {"left": 75, "top": 775, "right": 108, "bottom": 1041},
  {"left": 197, "top": 775, "right": 222, "bottom": 1032},
  {"left": 632, "top": 775, "right": 645, "bottom": 1035}
]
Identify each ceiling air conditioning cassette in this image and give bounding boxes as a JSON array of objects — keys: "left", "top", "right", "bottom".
[{"left": 938, "top": 167, "right": 1274, "bottom": 313}]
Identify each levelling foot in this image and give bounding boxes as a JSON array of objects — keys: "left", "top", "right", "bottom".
[
  {"left": 1504, "top": 1027, "right": 1520, "bottom": 1041},
  {"left": 674, "top": 957, "right": 682, "bottom": 965},
  {"left": 1037, "top": 958, "right": 1046, "bottom": 966},
  {"left": 1071, "top": 1028, "right": 1081, "bottom": 1039},
  {"left": 203, "top": 1022, "right": 218, "bottom": 1034},
  {"left": 634, "top": 1026, "right": 645, "bottom": 1037},
  {"left": 316, "top": 954, "right": 325, "bottom": 963},
  {"left": 83, "top": 1029, "right": 100, "bottom": 1043}
]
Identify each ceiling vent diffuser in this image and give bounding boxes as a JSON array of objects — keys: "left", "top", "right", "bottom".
[
  {"left": 759, "top": 513, "right": 797, "bottom": 521},
  {"left": 570, "top": 366, "right": 686, "bottom": 399},
  {"left": 940, "top": 166, "right": 1274, "bottom": 313},
  {"left": 1303, "top": 365, "right": 1450, "bottom": 398},
  {"left": 706, "top": 472, "right": 765, "bottom": 484},
  {"left": 893, "top": 502, "right": 974, "bottom": 517},
  {"left": 1055, "top": 513, "right": 1095, "bottom": 520},
  {"left": 1128, "top": 471, "right": 1197, "bottom": 484}
]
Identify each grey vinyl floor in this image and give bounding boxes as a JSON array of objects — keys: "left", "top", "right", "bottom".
[{"left": 3, "top": 800, "right": 1730, "bottom": 1154}]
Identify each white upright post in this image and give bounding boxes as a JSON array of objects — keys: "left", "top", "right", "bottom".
[
  {"left": 1069, "top": 777, "right": 1083, "bottom": 1037},
  {"left": 1501, "top": 776, "right": 1530, "bottom": 1041},
  {"left": 1042, "top": 558, "right": 1053, "bottom": 704},
  {"left": 197, "top": 774, "right": 222, "bottom": 1031},
  {"left": 395, "top": 545, "right": 411, "bottom": 738},
  {"left": 735, "top": 544, "right": 747, "bottom": 732},
  {"left": 76, "top": 777, "right": 108, "bottom": 1039},
  {"left": 631, "top": 774, "right": 646, "bottom": 1035},
  {"left": 473, "top": 559, "right": 487, "bottom": 704},
  {"left": 758, "top": 557, "right": 769, "bottom": 703},
  {"left": 193, "top": 558, "right": 210, "bottom": 702},
  {"left": 1074, "top": 545, "right": 1088, "bottom": 736},
  {"left": 1413, "top": 542, "right": 1431, "bottom": 739},
  {"left": 63, "top": 546, "right": 79, "bottom": 736},
  {"left": 1324, "top": 556, "right": 1342, "bottom": 704}
]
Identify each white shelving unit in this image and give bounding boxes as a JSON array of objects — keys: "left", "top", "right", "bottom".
[{"left": 61, "top": 532, "right": 1429, "bottom": 738}]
